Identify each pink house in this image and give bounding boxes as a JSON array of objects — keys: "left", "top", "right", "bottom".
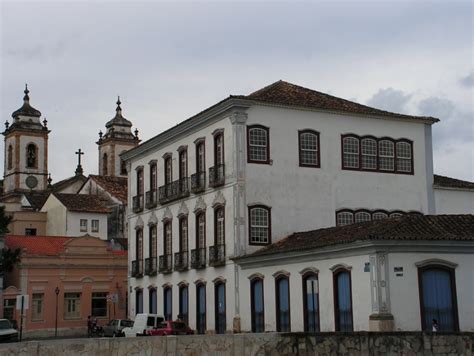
[{"left": 3, "top": 235, "right": 128, "bottom": 339}]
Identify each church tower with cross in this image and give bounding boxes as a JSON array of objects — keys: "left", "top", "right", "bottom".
[
  {"left": 97, "top": 97, "right": 140, "bottom": 177},
  {"left": 2, "top": 85, "right": 50, "bottom": 201}
]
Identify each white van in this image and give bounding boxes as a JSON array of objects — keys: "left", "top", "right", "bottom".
[{"left": 122, "top": 314, "right": 164, "bottom": 337}]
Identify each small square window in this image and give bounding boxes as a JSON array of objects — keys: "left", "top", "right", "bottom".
[
  {"left": 80, "top": 219, "right": 88, "bottom": 232},
  {"left": 91, "top": 220, "right": 99, "bottom": 232}
]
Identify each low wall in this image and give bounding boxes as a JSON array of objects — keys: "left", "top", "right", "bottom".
[{"left": 0, "top": 332, "right": 472, "bottom": 356}]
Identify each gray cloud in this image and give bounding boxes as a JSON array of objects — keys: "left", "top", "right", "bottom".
[
  {"left": 366, "top": 88, "right": 412, "bottom": 114},
  {"left": 460, "top": 71, "right": 474, "bottom": 87}
]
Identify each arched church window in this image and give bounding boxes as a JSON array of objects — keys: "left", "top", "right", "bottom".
[
  {"left": 103, "top": 153, "right": 108, "bottom": 175},
  {"left": 26, "top": 144, "right": 37, "bottom": 168},
  {"left": 7, "top": 145, "right": 13, "bottom": 170}
]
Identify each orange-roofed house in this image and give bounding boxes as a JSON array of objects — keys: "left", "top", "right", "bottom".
[{"left": 2, "top": 234, "right": 127, "bottom": 339}]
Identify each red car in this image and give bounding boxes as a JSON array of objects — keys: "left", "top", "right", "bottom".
[{"left": 146, "top": 320, "right": 194, "bottom": 336}]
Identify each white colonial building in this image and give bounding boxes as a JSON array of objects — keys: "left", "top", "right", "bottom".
[{"left": 122, "top": 81, "right": 474, "bottom": 333}]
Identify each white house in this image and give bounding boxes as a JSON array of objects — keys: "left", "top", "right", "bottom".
[
  {"left": 41, "top": 193, "right": 109, "bottom": 239},
  {"left": 433, "top": 174, "right": 474, "bottom": 214},
  {"left": 121, "top": 81, "right": 474, "bottom": 333}
]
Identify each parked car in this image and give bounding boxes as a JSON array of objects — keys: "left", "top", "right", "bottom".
[
  {"left": 103, "top": 319, "right": 134, "bottom": 337},
  {"left": 0, "top": 319, "right": 18, "bottom": 343},
  {"left": 122, "top": 314, "right": 164, "bottom": 337},
  {"left": 146, "top": 320, "right": 194, "bottom": 336}
]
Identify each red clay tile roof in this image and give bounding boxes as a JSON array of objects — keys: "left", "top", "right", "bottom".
[
  {"left": 54, "top": 193, "right": 110, "bottom": 213},
  {"left": 89, "top": 175, "right": 128, "bottom": 204},
  {"left": 243, "top": 81, "right": 439, "bottom": 122},
  {"left": 434, "top": 174, "right": 474, "bottom": 190},
  {"left": 245, "top": 215, "right": 474, "bottom": 258},
  {"left": 6, "top": 235, "right": 71, "bottom": 256},
  {"left": 24, "top": 191, "right": 50, "bottom": 210}
]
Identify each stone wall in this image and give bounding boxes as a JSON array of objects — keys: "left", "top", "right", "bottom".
[{"left": 0, "top": 332, "right": 472, "bottom": 356}]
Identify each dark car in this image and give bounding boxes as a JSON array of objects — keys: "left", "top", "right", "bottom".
[
  {"left": 0, "top": 319, "right": 18, "bottom": 343},
  {"left": 146, "top": 320, "right": 194, "bottom": 336},
  {"left": 102, "top": 319, "right": 134, "bottom": 337}
]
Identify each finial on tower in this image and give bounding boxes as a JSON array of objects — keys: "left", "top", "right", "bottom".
[
  {"left": 24, "top": 83, "right": 30, "bottom": 101},
  {"left": 5, "top": 121, "right": 9, "bottom": 130},
  {"left": 134, "top": 128, "right": 139, "bottom": 139},
  {"left": 98, "top": 130, "right": 103, "bottom": 140},
  {"left": 47, "top": 173, "right": 52, "bottom": 188},
  {"left": 116, "top": 96, "right": 122, "bottom": 113}
]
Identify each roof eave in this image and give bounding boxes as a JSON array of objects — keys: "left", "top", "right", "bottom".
[
  {"left": 121, "top": 97, "right": 251, "bottom": 162},
  {"left": 246, "top": 100, "right": 439, "bottom": 124}
]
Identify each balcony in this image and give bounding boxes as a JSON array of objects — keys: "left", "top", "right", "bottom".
[
  {"left": 191, "top": 172, "right": 206, "bottom": 193},
  {"left": 159, "top": 254, "right": 173, "bottom": 274},
  {"left": 131, "top": 260, "right": 143, "bottom": 278},
  {"left": 174, "top": 251, "right": 189, "bottom": 271},
  {"left": 158, "top": 178, "right": 190, "bottom": 204},
  {"left": 145, "top": 190, "right": 158, "bottom": 209},
  {"left": 191, "top": 248, "right": 206, "bottom": 269},
  {"left": 209, "top": 164, "right": 225, "bottom": 188},
  {"left": 145, "top": 257, "right": 157, "bottom": 276},
  {"left": 209, "top": 244, "right": 226, "bottom": 267},
  {"left": 132, "top": 195, "right": 144, "bottom": 213}
]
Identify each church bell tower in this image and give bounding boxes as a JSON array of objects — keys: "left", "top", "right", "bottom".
[
  {"left": 97, "top": 97, "right": 140, "bottom": 177},
  {"left": 3, "top": 85, "right": 50, "bottom": 198}
]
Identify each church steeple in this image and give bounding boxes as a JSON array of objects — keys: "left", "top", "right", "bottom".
[
  {"left": 97, "top": 97, "right": 140, "bottom": 177},
  {"left": 3, "top": 85, "right": 50, "bottom": 196}
]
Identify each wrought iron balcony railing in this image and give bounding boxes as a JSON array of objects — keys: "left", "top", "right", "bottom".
[
  {"left": 159, "top": 254, "right": 173, "bottom": 274},
  {"left": 174, "top": 251, "right": 189, "bottom": 271},
  {"left": 132, "top": 195, "right": 144, "bottom": 213},
  {"left": 191, "top": 248, "right": 206, "bottom": 269},
  {"left": 145, "top": 190, "right": 158, "bottom": 209},
  {"left": 209, "top": 164, "right": 225, "bottom": 187},
  {"left": 158, "top": 178, "right": 190, "bottom": 204},
  {"left": 191, "top": 172, "right": 206, "bottom": 193},
  {"left": 131, "top": 259, "right": 143, "bottom": 278},
  {"left": 209, "top": 244, "right": 226, "bottom": 266},
  {"left": 144, "top": 257, "right": 157, "bottom": 276}
]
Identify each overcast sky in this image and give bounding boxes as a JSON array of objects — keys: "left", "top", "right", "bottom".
[{"left": 1, "top": 0, "right": 473, "bottom": 182}]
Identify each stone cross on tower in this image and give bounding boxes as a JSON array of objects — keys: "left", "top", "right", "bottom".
[{"left": 75, "top": 148, "right": 84, "bottom": 175}]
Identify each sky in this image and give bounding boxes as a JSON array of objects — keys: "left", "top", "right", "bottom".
[{"left": 1, "top": 0, "right": 473, "bottom": 182}]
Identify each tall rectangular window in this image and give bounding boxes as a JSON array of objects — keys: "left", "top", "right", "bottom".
[
  {"left": 196, "top": 141, "right": 205, "bottom": 173},
  {"left": 298, "top": 130, "right": 320, "bottom": 167},
  {"left": 179, "top": 286, "right": 189, "bottom": 325},
  {"left": 137, "top": 168, "right": 144, "bottom": 195},
  {"left": 32, "top": 293, "right": 44, "bottom": 321},
  {"left": 164, "top": 287, "right": 172, "bottom": 321},
  {"left": 179, "top": 149, "right": 188, "bottom": 179},
  {"left": 150, "top": 163, "right": 157, "bottom": 190},
  {"left": 80, "top": 219, "right": 87, "bottom": 232},
  {"left": 179, "top": 217, "right": 188, "bottom": 252},
  {"left": 164, "top": 156, "right": 172, "bottom": 185},
  {"left": 164, "top": 221, "right": 172, "bottom": 255},
  {"left": 275, "top": 276, "right": 290, "bottom": 332},
  {"left": 251, "top": 279, "right": 264, "bottom": 332},
  {"left": 136, "top": 228, "right": 143, "bottom": 261},
  {"left": 91, "top": 219, "right": 99, "bottom": 232},
  {"left": 149, "top": 288, "right": 157, "bottom": 314},
  {"left": 249, "top": 205, "right": 271, "bottom": 245},
  {"left": 91, "top": 292, "right": 107, "bottom": 317},
  {"left": 149, "top": 225, "right": 157, "bottom": 258},
  {"left": 196, "top": 212, "right": 206, "bottom": 249},
  {"left": 64, "top": 293, "right": 81, "bottom": 319},
  {"left": 247, "top": 125, "right": 270, "bottom": 163},
  {"left": 135, "top": 289, "right": 143, "bottom": 315},
  {"left": 214, "top": 133, "right": 224, "bottom": 166},
  {"left": 334, "top": 269, "right": 353, "bottom": 331}
]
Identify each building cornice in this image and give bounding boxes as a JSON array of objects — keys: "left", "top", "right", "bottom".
[
  {"left": 233, "top": 240, "right": 474, "bottom": 269},
  {"left": 433, "top": 185, "right": 474, "bottom": 192},
  {"left": 121, "top": 97, "right": 251, "bottom": 162}
]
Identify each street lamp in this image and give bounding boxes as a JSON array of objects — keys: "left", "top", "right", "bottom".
[{"left": 54, "top": 287, "right": 60, "bottom": 338}]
